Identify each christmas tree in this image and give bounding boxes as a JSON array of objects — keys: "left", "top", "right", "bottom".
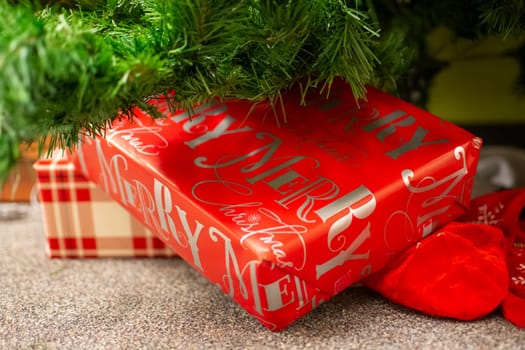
[{"left": 1, "top": 0, "right": 524, "bottom": 184}]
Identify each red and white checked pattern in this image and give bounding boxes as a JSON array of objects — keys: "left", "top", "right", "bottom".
[{"left": 34, "top": 152, "right": 176, "bottom": 258}]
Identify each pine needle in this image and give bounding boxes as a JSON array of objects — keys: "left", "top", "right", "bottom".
[{"left": 1, "top": 0, "right": 524, "bottom": 183}]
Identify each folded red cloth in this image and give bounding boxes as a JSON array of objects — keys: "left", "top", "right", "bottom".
[
  {"left": 364, "top": 189, "right": 525, "bottom": 327},
  {"left": 363, "top": 222, "right": 508, "bottom": 320},
  {"left": 463, "top": 189, "right": 525, "bottom": 328},
  {"left": 502, "top": 242, "right": 525, "bottom": 327}
]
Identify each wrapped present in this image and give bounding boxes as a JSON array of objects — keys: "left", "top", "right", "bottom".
[
  {"left": 34, "top": 152, "right": 175, "bottom": 258},
  {"left": 75, "top": 79, "right": 481, "bottom": 330}
]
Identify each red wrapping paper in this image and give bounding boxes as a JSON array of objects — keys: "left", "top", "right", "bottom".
[{"left": 76, "top": 80, "right": 481, "bottom": 330}]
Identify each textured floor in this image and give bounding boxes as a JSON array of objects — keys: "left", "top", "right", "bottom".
[{"left": 1, "top": 205, "right": 524, "bottom": 350}]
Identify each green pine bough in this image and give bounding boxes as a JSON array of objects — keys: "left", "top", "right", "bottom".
[{"left": 1, "top": 0, "right": 524, "bottom": 184}]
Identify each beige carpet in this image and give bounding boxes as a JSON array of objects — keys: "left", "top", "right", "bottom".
[{"left": 1, "top": 204, "right": 524, "bottom": 350}]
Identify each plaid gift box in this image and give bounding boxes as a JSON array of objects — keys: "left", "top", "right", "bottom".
[{"left": 34, "top": 152, "right": 176, "bottom": 258}]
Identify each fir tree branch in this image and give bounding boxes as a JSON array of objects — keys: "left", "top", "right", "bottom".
[
  {"left": 1, "top": 0, "right": 399, "bottom": 154},
  {"left": 2, "top": 0, "right": 523, "bottom": 184},
  {"left": 479, "top": 0, "right": 525, "bottom": 38}
]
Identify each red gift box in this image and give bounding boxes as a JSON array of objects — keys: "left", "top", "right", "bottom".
[
  {"left": 76, "top": 80, "right": 481, "bottom": 330},
  {"left": 34, "top": 152, "right": 176, "bottom": 258}
]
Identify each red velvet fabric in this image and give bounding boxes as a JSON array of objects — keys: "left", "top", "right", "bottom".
[
  {"left": 464, "top": 189, "right": 525, "bottom": 328},
  {"left": 503, "top": 244, "right": 525, "bottom": 327},
  {"left": 363, "top": 222, "right": 508, "bottom": 320},
  {"left": 502, "top": 291, "right": 525, "bottom": 328},
  {"left": 364, "top": 189, "right": 525, "bottom": 327}
]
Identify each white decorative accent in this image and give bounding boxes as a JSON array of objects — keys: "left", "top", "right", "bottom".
[
  {"left": 106, "top": 119, "right": 169, "bottom": 156},
  {"left": 475, "top": 202, "right": 505, "bottom": 225},
  {"left": 512, "top": 276, "right": 525, "bottom": 285}
]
